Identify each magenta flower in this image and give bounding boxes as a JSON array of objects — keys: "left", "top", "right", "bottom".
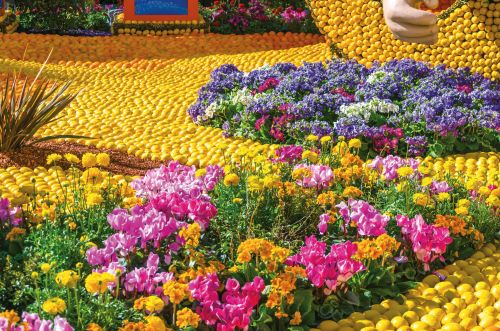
[
  {"left": 369, "top": 155, "right": 419, "bottom": 181},
  {"left": 21, "top": 313, "right": 74, "bottom": 331},
  {"left": 274, "top": 145, "right": 303, "bottom": 164},
  {"left": 396, "top": 214, "right": 453, "bottom": 271},
  {"left": 336, "top": 199, "right": 389, "bottom": 236},
  {"left": 294, "top": 164, "right": 333, "bottom": 189},
  {"left": 189, "top": 274, "right": 264, "bottom": 330},
  {"left": 287, "top": 236, "right": 364, "bottom": 292},
  {"left": 318, "top": 213, "right": 330, "bottom": 235},
  {"left": 429, "top": 180, "right": 453, "bottom": 194}
]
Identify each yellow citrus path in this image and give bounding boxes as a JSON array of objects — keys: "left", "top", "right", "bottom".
[
  {"left": 0, "top": 33, "right": 326, "bottom": 167},
  {"left": 316, "top": 242, "right": 500, "bottom": 331}
]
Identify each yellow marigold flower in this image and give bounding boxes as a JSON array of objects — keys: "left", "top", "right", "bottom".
[
  {"left": 55, "top": 270, "right": 80, "bottom": 288},
  {"left": 457, "top": 199, "right": 471, "bottom": 208},
  {"left": 31, "top": 271, "right": 39, "bottom": 280},
  {"left": 228, "top": 265, "right": 239, "bottom": 273},
  {"left": 236, "top": 146, "right": 249, "bottom": 156},
  {"left": 96, "top": 153, "right": 110, "bottom": 167},
  {"left": 133, "top": 297, "right": 147, "bottom": 311},
  {"left": 163, "top": 281, "right": 188, "bottom": 305},
  {"left": 5, "top": 227, "right": 25, "bottom": 241},
  {"left": 64, "top": 153, "right": 80, "bottom": 164},
  {"left": 46, "top": 154, "right": 62, "bottom": 165},
  {"left": 421, "top": 177, "right": 433, "bottom": 187},
  {"left": 232, "top": 198, "right": 242, "bottom": 204},
  {"left": 145, "top": 316, "right": 166, "bottom": 331},
  {"left": 144, "top": 296, "right": 165, "bottom": 313},
  {"left": 436, "top": 192, "right": 451, "bottom": 201},
  {"left": 465, "top": 179, "right": 481, "bottom": 191},
  {"left": 87, "top": 193, "right": 104, "bottom": 207},
  {"left": 320, "top": 136, "right": 332, "bottom": 144},
  {"left": 291, "top": 168, "right": 312, "bottom": 181},
  {"left": 82, "top": 153, "right": 97, "bottom": 168},
  {"left": 397, "top": 166, "right": 414, "bottom": 177},
  {"left": 247, "top": 175, "right": 263, "bottom": 192},
  {"left": 223, "top": 173, "right": 240, "bottom": 186},
  {"left": 195, "top": 169, "right": 207, "bottom": 177},
  {"left": 179, "top": 223, "right": 201, "bottom": 247},
  {"left": 305, "top": 134, "right": 318, "bottom": 142},
  {"left": 82, "top": 168, "right": 105, "bottom": 185},
  {"left": 42, "top": 297, "right": 66, "bottom": 315},
  {"left": 332, "top": 141, "right": 348, "bottom": 155},
  {"left": 290, "top": 312, "right": 302, "bottom": 326},
  {"left": 478, "top": 186, "right": 491, "bottom": 196},
  {"left": 176, "top": 308, "right": 200, "bottom": 329},
  {"left": 342, "top": 186, "right": 363, "bottom": 198},
  {"left": 85, "top": 272, "right": 115, "bottom": 295},
  {"left": 86, "top": 323, "right": 103, "bottom": 331},
  {"left": 301, "top": 150, "right": 318, "bottom": 163},
  {"left": 455, "top": 206, "right": 469, "bottom": 216},
  {"left": 413, "top": 193, "right": 430, "bottom": 207},
  {"left": 396, "top": 181, "right": 409, "bottom": 192},
  {"left": 263, "top": 174, "right": 280, "bottom": 189},
  {"left": 418, "top": 165, "right": 431, "bottom": 175},
  {"left": 76, "top": 262, "right": 83, "bottom": 269},
  {"left": 348, "top": 138, "right": 362, "bottom": 149},
  {"left": 316, "top": 191, "right": 337, "bottom": 206},
  {"left": 40, "top": 263, "right": 51, "bottom": 274},
  {"left": 485, "top": 195, "right": 499, "bottom": 207},
  {"left": 68, "top": 222, "right": 77, "bottom": 230}
]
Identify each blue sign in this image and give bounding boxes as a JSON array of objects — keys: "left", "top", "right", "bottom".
[
  {"left": 135, "top": 0, "right": 188, "bottom": 15},
  {"left": 0, "top": 0, "right": 3, "bottom": 9}
]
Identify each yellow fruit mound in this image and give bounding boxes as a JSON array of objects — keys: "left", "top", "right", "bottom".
[
  {"left": 0, "top": 33, "right": 326, "bottom": 167},
  {"left": 308, "top": 0, "right": 499, "bottom": 79},
  {"left": 315, "top": 242, "right": 500, "bottom": 331}
]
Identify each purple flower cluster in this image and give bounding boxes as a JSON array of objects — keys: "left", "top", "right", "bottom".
[
  {"left": 0, "top": 198, "right": 22, "bottom": 226},
  {"left": 190, "top": 59, "right": 499, "bottom": 156},
  {"left": 86, "top": 161, "right": 223, "bottom": 297}
]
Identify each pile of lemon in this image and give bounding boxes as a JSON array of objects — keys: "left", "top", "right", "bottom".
[
  {"left": 316, "top": 242, "right": 500, "bottom": 331},
  {"left": 0, "top": 34, "right": 326, "bottom": 167},
  {"left": 309, "top": 0, "right": 499, "bottom": 79},
  {"left": 112, "top": 13, "right": 208, "bottom": 36},
  {"left": 0, "top": 165, "right": 135, "bottom": 206}
]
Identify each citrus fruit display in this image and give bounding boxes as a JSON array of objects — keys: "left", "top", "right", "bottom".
[
  {"left": 112, "top": 13, "right": 209, "bottom": 36},
  {"left": 308, "top": 0, "right": 499, "bottom": 79},
  {"left": 316, "top": 242, "right": 500, "bottom": 331},
  {"left": 0, "top": 33, "right": 326, "bottom": 167}
]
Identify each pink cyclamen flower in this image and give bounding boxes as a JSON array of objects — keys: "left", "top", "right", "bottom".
[
  {"left": 396, "top": 214, "right": 453, "bottom": 271},
  {"left": 294, "top": 164, "right": 334, "bottom": 189},
  {"left": 336, "top": 199, "right": 389, "bottom": 236},
  {"left": 369, "top": 155, "right": 419, "bottom": 181}
]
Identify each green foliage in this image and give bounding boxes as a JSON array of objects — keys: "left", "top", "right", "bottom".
[{"left": 0, "top": 66, "right": 88, "bottom": 152}]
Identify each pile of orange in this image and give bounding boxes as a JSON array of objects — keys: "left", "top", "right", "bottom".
[{"left": 309, "top": 0, "right": 499, "bottom": 79}]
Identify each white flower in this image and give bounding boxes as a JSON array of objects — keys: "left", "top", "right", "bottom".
[
  {"left": 339, "top": 102, "right": 371, "bottom": 121},
  {"left": 366, "top": 71, "right": 394, "bottom": 84},
  {"left": 231, "top": 88, "right": 253, "bottom": 106}
]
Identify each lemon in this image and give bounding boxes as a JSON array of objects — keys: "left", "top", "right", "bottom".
[
  {"left": 423, "top": 274, "right": 441, "bottom": 287},
  {"left": 390, "top": 316, "right": 408, "bottom": 329},
  {"left": 364, "top": 310, "right": 381, "bottom": 321},
  {"left": 456, "top": 284, "right": 474, "bottom": 295},
  {"left": 375, "top": 319, "right": 394, "bottom": 331},
  {"left": 402, "top": 311, "right": 419, "bottom": 324},
  {"left": 441, "top": 323, "right": 465, "bottom": 331},
  {"left": 318, "top": 320, "right": 340, "bottom": 331},
  {"left": 441, "top": 313, "right": 460, "bottom": 325},
  {"left": 460, "top": 317, "right": 477, "bottom": 329},
  {"left": 410, "top": 321, "right": 430, "bottom": 330},
  {"left": 478, "top": 316, "right": 496, "bottom": 328},
  {"left": 338, "top": 327, "right": 355, "bottom": 331},
  {"left": 354, "top": 319, "right": 374, "bottom": 330},
  {"left": 420, "top": 314, "right": 440, "bottom": 329}
]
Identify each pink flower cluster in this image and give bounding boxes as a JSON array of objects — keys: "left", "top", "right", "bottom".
[
  {"left": 131, "top": 161, "right": 223, "bottom": 201},
  {"left": 280, "top": 6, "right": 308, "bottom": 23},
  {"left": 429, "top": 180, "right": 453, "bottom": 194},
  {"left": 0, "top": 198, "right": 22, "bottom": 226},
  {"left": 0, "top": 313, "right": 73, "bottom": 331},
  {"left": 396, "top": 214, "right": 453, "bottom": 271},
  {"left": 87, "top": 161, "right": 222, "bottom": 296},
  {"left": 318, "top": 213, "right": 331, "bottom": 235},
  {"left": 257, "top": 77, "right": 280, "bottom": 93},
  {"left": 189, "top": 274, "right": 264, "bottom": 331},
  {"left": 369, "top": 155, "right": 419, "bottom": 181},
  {"left": 287, "top": 236, "right": 365, "bottom": 293},
  {"left": 336, "top": 199, "right": 389, "bottom": 236},
  {"left": 294, "top": 164, "right": 333, "bottom": 189},
  {"left": 274, "top": 145, "right": 303, "bottom": 164},
  {"left": 331, "top": 87, "right": 355, "bottom": 102}
]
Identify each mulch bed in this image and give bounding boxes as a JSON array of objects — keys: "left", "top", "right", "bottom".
[{"left": 0, "top": 141, "right": 164, "bottom": 176}]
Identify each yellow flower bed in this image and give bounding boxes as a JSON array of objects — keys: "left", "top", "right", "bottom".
[
  {"left": 315, "top": 242, "right": 500, "bottom": 331},
  {"left": 308, "top": 0, "right": 499, "bottom": 79},
  {"left": 0, "top": 34, "right": 325, "bottom": 167}
]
